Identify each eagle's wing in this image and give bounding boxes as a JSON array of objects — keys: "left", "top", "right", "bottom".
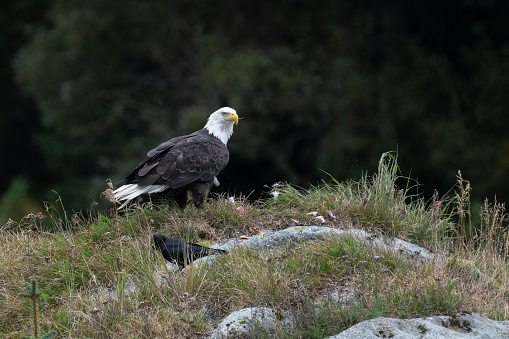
[{"left": 135, "top": 131, "right": 229, "bottom": 188}]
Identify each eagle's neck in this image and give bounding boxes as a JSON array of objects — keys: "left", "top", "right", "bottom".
[{"left": 204, "top": 121, "right": 234, "bottom": 145}]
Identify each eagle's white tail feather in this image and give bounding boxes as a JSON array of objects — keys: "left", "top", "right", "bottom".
[{"left": 113, "top": 184, "right": 168, "bottom": 209}]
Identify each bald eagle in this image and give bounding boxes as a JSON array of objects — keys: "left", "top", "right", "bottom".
[{"left": 110, "top": 107, "right": 239, "bottom": 209}]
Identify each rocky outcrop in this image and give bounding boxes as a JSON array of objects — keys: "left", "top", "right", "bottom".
[
  {"left": 326, "top": 312, "right": 509, "bottom": 339},
  {"left": 209, "top": 307, "right": 294, "bottom": 339},
  {"left": 217, "top": 225, "right": 434, "bottom": 263},
  {"left": 206, "top": 309, "right": 509, "bottom": 339}
]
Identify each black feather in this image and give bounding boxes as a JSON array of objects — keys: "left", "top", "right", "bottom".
[
  {"left": 137, "top": 172, "right": 160, "bottom": 186},
  {"left": 162, "top": 162, "right": 176, "bottom": 180},
  {"left": 138, "top": 162, "right": 158, "bottom": 176},
  {"left": 153, "top": 234, "right": 227, "bottom": 267},
  {"left": 156, "top": 158, "right": 171, "bottom": 175}
]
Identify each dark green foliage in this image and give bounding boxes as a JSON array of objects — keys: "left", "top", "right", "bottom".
[
  {"left": 0, "top": 0, "right": 506, "bottom": 224},
  {"left": 0, "top": 0, "right": 52, "bottom": 224},
  {"left": 19, "top": 280, "right": 42, "bottom": 300}
]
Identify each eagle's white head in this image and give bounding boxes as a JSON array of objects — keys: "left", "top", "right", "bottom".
[{"left": 204, "top": 107, "right": 239, "bottom": 145}]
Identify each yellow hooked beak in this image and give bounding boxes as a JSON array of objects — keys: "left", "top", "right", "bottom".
[{"left": 225, "top": 112, "right": 239, "bottom": 125}]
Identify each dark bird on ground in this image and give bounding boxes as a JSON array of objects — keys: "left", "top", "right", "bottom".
[
  {"left": 109, "top": 107, "right": 239, "bottom": 209},
  {"left": 153, "top": 234, "right": 227, "bottom": 267}
]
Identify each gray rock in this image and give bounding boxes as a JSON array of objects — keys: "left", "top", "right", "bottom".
[
  {"left": 220, "top": 226, "right": 368, "bottom": 251},
  {"left": 89, "top": 275, "right": 137, "bottom": 302},
  {"left": 192, "top": 253, "right": 222, "bottom": 266},
  {"left": 470, "top": 267, "right": 485, "bottom": 280},
  {"left": 322, "top": 284, "right": 356, "bottom": 310},
  {"left": 371, "top": 235, "right": 435, "bottom": 262},
  {"left": 209, "top": 307, "right": 294, "bottom": 339},
  {"left": 219, "top": 225, "right": 433, "bottom": 263},
  {"left": 153, "top": 262, "right": 181, "bottom": 287},
  {"left": 447, "top": 258, "right": 485, "bottom": 280},
  {"left": 327, "top": 313, "right": 509, "bottom": 339}
]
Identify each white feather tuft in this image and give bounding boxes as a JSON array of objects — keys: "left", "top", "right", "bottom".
[{"left": 113, "top": 184, "right": 168, "bottom": 209}]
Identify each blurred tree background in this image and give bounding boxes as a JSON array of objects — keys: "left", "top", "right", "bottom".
[{"left": 1, "top": 0, "right": 508, "bottom": 224}]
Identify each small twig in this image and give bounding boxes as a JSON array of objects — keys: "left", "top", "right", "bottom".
[{"left": 19, "top": 280, "right": 42, "bottom": 337}]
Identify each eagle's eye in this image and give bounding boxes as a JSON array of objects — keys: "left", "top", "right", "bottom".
[{"left": 221, "top": 112, "right": 229, "bottom": 117}]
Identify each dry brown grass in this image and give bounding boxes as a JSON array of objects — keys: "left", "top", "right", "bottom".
[{"left": 0, "top": 153, "right": 508, "bottom": 338}]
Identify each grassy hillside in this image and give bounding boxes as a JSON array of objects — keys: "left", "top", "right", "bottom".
[{"left": 1, "top": 153, "right": 507, "bottom": 338}]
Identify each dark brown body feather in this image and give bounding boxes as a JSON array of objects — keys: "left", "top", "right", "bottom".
[{"left": 114, "top": 128, "right": 229, "bottom": 208}]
